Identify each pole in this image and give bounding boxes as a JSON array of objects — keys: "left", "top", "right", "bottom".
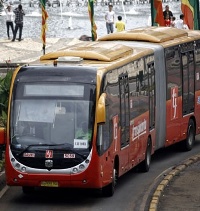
[
  {"left": 88, "top": 0, "right": 97, "bottom": 41},
  {"left": 60, "top": 0, "right": 63, "bottom": 23},
  {"left": 41, "top": 0, "right": 48, "bottom": 55},
  {"left": 121, "top": 0, "right": 127, "bottom": 23},
  {"left": 196, "top": 0, "right": 200, "bottom": 30},
  {"left": 43, "top": 44, "right": 45, "bottom": 55}
]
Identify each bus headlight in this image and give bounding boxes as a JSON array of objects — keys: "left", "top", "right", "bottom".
[
  {"left": 73, "top": 168, "right": 78, "bottom": 173},
  {"left": 15, "top": 163, "right": 20, "bottom": 168},
  {"left": 79, "top": 164, "right": 85, "bottom": 170},
  {"left": 21, "top": 167, "right": 26, "bottom": 172},
  {"left": 85, "top": 159, "right": 89, "bottom": 164},
  {"left": 11, "top": 158, "right": 15, "bottom": 162}
]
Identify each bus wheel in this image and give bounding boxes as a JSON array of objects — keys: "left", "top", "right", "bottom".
[
  {"left": 22, "top": 186, "right": 34, "bottom": 194},
  {"left": 102, "top": 167, "right": 117, "bottom": 197},
  {"left": 182, "top": 119, "right": 195, "bottom": 151},
  {"left": 139, "top": 138, "right": 151, "bottom": 172}
]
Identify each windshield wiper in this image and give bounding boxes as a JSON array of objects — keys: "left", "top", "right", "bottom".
[{"left": 11, "top": 134, "right": 18, "bottom": 139}]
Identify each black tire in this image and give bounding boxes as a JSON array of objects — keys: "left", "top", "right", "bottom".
[
  {"left": 22, "top": 186, "right": 34, "bottom": 194},
  {"left": 139, "top": 138, "right": 151, "bottom": 172},
  {"left": 102, "top": 167, "right": 117, "bottom": 197},
  {"left": 182, "top": 119, "right": 195, "bottom": 151}
]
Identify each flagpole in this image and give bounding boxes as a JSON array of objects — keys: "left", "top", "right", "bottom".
[
  {"left": 60, "top": 0, "right": 63, "bottom": 23},
  {"left": 42, "top": 0, "right": 45, "bottom": 55},
  {"left": 197, "top": 0, "right": 200, "bottom": 30},
  {"left": 43, "top": 44, "right": 45, "bottom": 55},
  {"left": 150, "top": 0, "right": 154, "bottom": 26},
  {"left": 121, "top": 0, "right": 127, "bottom": 23},
  {"left": 41, "top": 0, "right": 48, "bottom": 55},
  {"left": 88, "top": 0, "right": 97, "bottom": 41}
]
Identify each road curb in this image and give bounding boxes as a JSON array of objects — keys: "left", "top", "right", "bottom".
[{"left": 149, "top": 154, "right": 200, "bottom": 211}]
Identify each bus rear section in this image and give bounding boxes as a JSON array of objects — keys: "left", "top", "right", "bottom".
[{"left": 99, "top": 27, "right": 200, "bottom": 151}]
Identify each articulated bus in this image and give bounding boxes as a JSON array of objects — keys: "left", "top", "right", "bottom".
[{"left": 1, "top": 27, "right": 200, "bottom": 196}]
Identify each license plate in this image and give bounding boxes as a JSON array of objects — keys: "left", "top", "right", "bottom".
[{"left": 41, "top": 181, "right": 58, "bottom": 187}]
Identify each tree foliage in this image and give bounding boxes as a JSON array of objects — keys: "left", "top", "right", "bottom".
[{"left": 0, "top": 71, "right": 13, "bottom": 127}]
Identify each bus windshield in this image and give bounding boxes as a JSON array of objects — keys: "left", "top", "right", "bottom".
[{"left": 11, "top": 83, "right": 95, "bottom": 151}]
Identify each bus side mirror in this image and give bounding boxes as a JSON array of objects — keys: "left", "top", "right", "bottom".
[
  {"left": 96, "top": 93, "right": 106, "bottom": 124},
  {"left": 0, "top": 127, "right": 6, "bottom": 145}
]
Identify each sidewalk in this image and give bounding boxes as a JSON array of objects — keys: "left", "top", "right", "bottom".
[
  {"left": 149, "top": 154, "right": 200, "bottom": 211},
  {"left": 158, "top": 160, "right": 200, "bottom": 211},
  {"left": 0, "top": 37, "right": 80, "bottom": 75}
]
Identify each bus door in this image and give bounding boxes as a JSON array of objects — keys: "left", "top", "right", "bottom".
[
  {"left": 119, "top": 73, "right": 130, "bottom": 166},
  {"left": 181, "top": 50, "right": 195, "bottom": 115}
]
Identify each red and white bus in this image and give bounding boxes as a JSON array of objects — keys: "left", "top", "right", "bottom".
[{"left": 1, "top": 27, "right": 200, "bottom": 196}]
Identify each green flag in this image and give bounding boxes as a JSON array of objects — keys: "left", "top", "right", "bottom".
[
  {"left": 181, "top": 0, "right": 200, "bottom": 30},
  {"left": 40, "top": 0, "right": 48, "bottom": 54},
  {"left": 151, "top": 0, "right": 165, "bottom": 26}
]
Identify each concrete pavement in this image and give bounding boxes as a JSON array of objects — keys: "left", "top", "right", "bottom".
[
  {"left": 149, "top": 154, "right": 200, "bottom": 211},
  {"left": 0, "top": 37, "right": 80, "bottom": 74}
]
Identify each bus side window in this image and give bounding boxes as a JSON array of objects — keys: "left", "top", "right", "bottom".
[
  {"left": 97, "top": 113, "right": 112, "bottom": 153},
  {"left": 101, "top": 96, "right": 112, "bottom": 151}
]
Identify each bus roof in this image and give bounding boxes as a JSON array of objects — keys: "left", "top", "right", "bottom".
[
  {"left": 40, "top": 42, "right": 133, "bottom": 62},
  {"left": 37, "top": 27, "right": 200, "bottom": 73},
  {"left": 39, "top": 41, "right": 154, "bottom": 67},
  {"left": 98, "top": 26, "right": 189, "bottom": 43}
]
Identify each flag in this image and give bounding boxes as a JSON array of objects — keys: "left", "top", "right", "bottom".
[
  {"left": 88, "top": 0, "right": 97, "bottom": 41},
  {"left": 151, "top": 0, "right": 165, "bottom": 26},
  {"left": 40, "top": 0, "right": 48, "bottom": 54},
  {"left": 181, "top": 0, "right": 200, "bottom": 30}
]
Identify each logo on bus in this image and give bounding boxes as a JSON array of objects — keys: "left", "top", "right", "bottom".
[
  {"left": 113, "top": 115, "right": 118, "bottom": 141},
  {"left": 113, "top": 115, "right": 119, "bottom": 152},
  {"left": 132, "top": 119, "right": 147, "bottom": 141},
  {"left": 45, "top": 150, "right": 53, "bottom": 158},
  {"left": 45, "top": 159, "right": 53, "bottom": 168},
  {"left": 171, "top": 86, "right": 178, "bottom": 120}
]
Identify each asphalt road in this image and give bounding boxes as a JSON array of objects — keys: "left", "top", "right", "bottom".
[{"left": 1, "top": 136, "right": 200, "bottom": 211}]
